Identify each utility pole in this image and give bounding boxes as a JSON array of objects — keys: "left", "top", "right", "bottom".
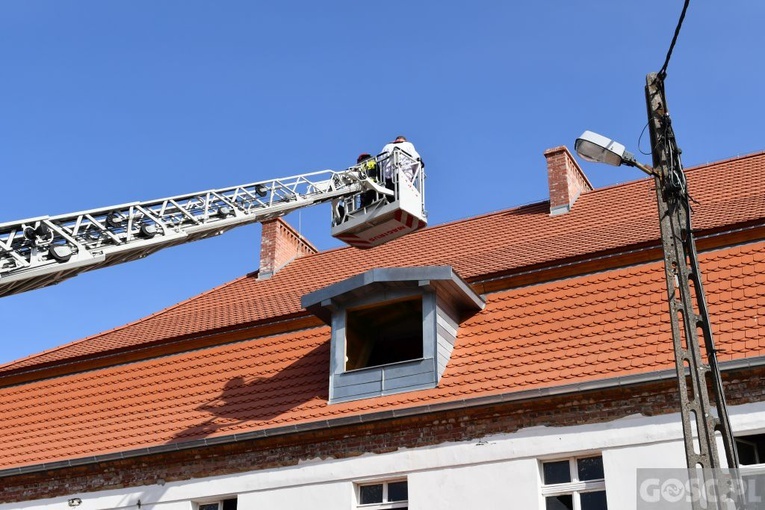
[{"left": 645, "top": 71, "right": 742, "bottom": 506}]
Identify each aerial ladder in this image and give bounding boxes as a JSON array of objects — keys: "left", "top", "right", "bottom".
[{"left": 0, "top": 148, "right": 426, "bottom": 298}]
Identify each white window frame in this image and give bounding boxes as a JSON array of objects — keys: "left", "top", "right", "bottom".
[
  {"left": 196, "top": 497, "right": 237, "bottom": 510},
  {"left": 735, "top": 432, "right": 765, "bottom": 480},
  {"left": 540, "top": 455, "right": 607, "bottom": 510},
  {"left": 355, "top": 478, "right": 408, "bottom": 509}
]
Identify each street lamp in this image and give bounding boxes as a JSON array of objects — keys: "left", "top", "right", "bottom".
[
  {"left": 574, "top": 72, "right": 741, "bottom": 493},
  {"left": 574, "top": 130, "right": 654, "bottom": 176}
]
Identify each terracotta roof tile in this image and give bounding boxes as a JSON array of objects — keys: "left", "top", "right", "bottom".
[
  {"left": 4, "top": 152, "right": 765, "bottom": 371},
  {"left": 2, "top": 153, "right": 765, "bottom": 471}
]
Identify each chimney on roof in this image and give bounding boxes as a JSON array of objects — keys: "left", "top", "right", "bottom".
[
  {"left": 258, "top": 217, "right": 317, "bottom": 280},
  {"left": 545, "top": 146, "right": 593, "bottom": 216}
]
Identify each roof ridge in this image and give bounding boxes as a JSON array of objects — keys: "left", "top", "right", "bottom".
[
  {"left": 257, "top": 150, "right": 765, "bottom": 270},
  {"left": 683, "top": 149, "right": 765, "bottom": 171},
  {"left": 551, "top": 150, "right": 765, "bottom": 199}
]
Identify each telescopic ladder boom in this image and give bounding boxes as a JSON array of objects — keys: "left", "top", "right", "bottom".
[{"left": 0, "top": 166, "right": 376, "bottom": 297}]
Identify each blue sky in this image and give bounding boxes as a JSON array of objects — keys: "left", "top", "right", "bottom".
[{"left": 1, "top": 1, "right": 763, "bottom": 364}]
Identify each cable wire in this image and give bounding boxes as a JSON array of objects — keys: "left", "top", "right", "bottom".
[
  {"left": 658, "top": 0, "right": 691, "bottom": 80},
  {"left": 653, "top": 76, "right": 697, "bottom": 210}
]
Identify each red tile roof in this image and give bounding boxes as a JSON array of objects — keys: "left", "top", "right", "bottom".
[
  {"left": 5, "top": 152, "right": 765, "bottom": 372},
  {"left": 1, "top": 151, "right": 765, "bottom": 472},
  {"left": 2, "top": 241, "right": 764, "bottom": 471}
]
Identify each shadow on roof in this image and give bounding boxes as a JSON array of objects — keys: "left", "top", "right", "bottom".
[{"left": 169, "top": 343, "right": 329, "bottom": 444}]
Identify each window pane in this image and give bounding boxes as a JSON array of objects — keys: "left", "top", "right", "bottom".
[
  {"left": 737, "top": 439, "right": 758, "bottom": 465},
  {"left": 543, "top": 460, "right": 571, "bottom": 484},
  {"left": 577, "top": 456, "right": 604, "bottom": 480},
  {"left": 199, "top": 505, "right": 219, "bottom": 510},
  {"left": 388, "top": 481, "right": 408, "bottom": 502},
  {"left": 736, "top": 434, "right": 765, "bottom": 465},
  {"left": 581, "top": 490, "right": 608, "bottom": 510},
  {"left": 360, "top": 484, "right": 383, "bottom": 504},
  {"left": 546, "top": 494, "right": 573, "bottom": 510}
]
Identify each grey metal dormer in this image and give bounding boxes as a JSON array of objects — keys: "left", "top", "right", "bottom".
[{"left": 301, "top": 266, "right": 485, "bottom": 404}]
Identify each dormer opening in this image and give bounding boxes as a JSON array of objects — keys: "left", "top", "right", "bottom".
[{"left": 345, "top": 297, "right": 424, "bottom": 371}]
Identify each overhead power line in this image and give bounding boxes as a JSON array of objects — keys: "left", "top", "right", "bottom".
[{"left": 658, "top": 0, "right": 691, "bottom": 80}]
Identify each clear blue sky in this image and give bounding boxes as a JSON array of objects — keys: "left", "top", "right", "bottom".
[{"left": 1, "top": 1, "right": 763, "bottom": 364}]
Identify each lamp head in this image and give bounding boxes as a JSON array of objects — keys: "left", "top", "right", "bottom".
[{"left": 575, "top": 130, "right": 636, "bottom": 167}]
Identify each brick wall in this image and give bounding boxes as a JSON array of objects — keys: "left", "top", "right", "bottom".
[
  {"left": 545, "top": 146, "right": 593, "bottom": 216},
  {"left": 259, "top": 218, "right": 317, "bottom": 280},
  {"left": 3, "top": 366, "right": 764, "bottom": 504}
]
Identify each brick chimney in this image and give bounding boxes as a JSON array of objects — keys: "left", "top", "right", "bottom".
[
  {"left": 545, "top": 146, "right": 593, "bottom": 216},
  {"left": 258, "top": 218, "right": 317, "bottom": 280}
]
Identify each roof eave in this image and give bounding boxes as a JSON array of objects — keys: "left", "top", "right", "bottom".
[{"left": 3, "top": 355, "right": 762, "bottom": 479}]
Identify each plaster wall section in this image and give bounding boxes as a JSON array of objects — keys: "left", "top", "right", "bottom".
[{"left": 8, "top": 403, "right": 765, "bottom": 510}]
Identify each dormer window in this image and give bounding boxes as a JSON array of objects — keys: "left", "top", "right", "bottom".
[
  {"left": 345, "top": 297, "right": 423, "bottom": 370},
  {"left": 302, "top": 266, "right": 484, "bottom": 403}
]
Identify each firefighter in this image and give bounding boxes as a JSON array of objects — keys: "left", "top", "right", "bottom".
[
  {"left": 357, "top": 153, "right": 379, "bottom": 208},
  {"left": 379, "top": 136, "right": 423, "bottom": 197}
]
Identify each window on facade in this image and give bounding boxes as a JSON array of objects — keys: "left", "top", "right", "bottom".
[
  {"left": 345, "top": 298, "right": 423, "bottom": 370},
  {"left": 736, "top": 434, "right": 765, "bottom": 465},
  {"left": 541, "top": 456, "right": 607, "bottom": 510},
  {"left": 198, "top": 498, "right": 237, "bottom": 510},
  {"left": 357, "top": 480, "right": 408, "bottom": 509}
]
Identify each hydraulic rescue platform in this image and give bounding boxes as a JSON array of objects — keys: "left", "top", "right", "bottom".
[
  {"left": 331, "top": 148, "right": 426, "bottom": 248},
  {"left": 0, "top": 147, "right": 426, "bottom": 297}
]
